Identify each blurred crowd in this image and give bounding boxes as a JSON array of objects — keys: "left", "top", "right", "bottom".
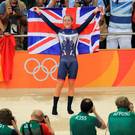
[
  {"left": 0, "top": 0, "right": 135, "bottom": 50},
  {"left": 0, "top": 96, "right": 135, "bottom": 135}
]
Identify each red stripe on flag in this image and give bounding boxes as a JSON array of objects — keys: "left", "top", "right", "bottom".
[
  {"left": 28, "top": 22, "right": 63, "bottom": 33},
  {"left": 79, "top": 38, "right": 90, "bottom": 44},
  {"left": 78, "top": 21, "right": 97, "bottom": 34},
  {"left": 28, "top": 37, "right": 55, "bottom": 52},
  {"left": 44, "top": 10, "right": 62, "bottom": 20}
]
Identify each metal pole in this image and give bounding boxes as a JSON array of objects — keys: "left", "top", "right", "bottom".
[{"left": 1, "top": 32, "right": 135, "bottom": 37}]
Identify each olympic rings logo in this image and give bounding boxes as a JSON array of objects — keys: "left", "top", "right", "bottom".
[{"left": 24, "top": 58, "right": 59, "bottom": 82}]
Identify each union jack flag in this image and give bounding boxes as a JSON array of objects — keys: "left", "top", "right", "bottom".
[{"left": 28, "top": 7, "right": 100, "bottom": 55}]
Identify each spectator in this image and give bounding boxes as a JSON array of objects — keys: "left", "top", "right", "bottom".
[
  {"left": 103, "top": 0, "right": 110, "bottom": 26},
  {"left": 132, "top": 2, "right": 135, "bottom": 48},
  {"left": 70, "top": 98, "right": 106, "bottom": 135},
  {"left": 34, "top": 0, "right": 46, "bottom": 7},
  {"left": 75, "top": 0, "right": 107, "bottom": 7},
  {"left": 0, "top": 0, "right": 27, "bottom": 33},
  {"left": 20, "top": 109, "right": 54, "bottom": 135},
  {"left": 0, "top": 108, "right": 20, "bottom": 135},
  {"left": 107, "top": 0, "right": 132, "bottom": 49},
  {"left": 94, "top": 0, "right": 108, "bottom": 49},
  {"left": 21, "top": 0, "right": 36, "bottom": 9},
  {"left": 0, "top": 0, "right": 27, "bottom": 49},
  {"left": 99, "top": 15, "right": 108, "bottom": 49},
  {"left": 108, "top": 96, "right": 135, "bottom": 135},
  {"left": 33, "top": 0, "right": 56, "bottom": 7},
  {"left": 75, "top": 0, "right": 93, "bottom": 7},
  {"left": 21, "top": 0, "right": 57, "bottom": 9},
  {"left": 55, "top": 0, "right": 67, "bottom": 7}
]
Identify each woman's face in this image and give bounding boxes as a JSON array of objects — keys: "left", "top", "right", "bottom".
[{"left": 63, "top": 16, "right": 73, "bottom": 29}]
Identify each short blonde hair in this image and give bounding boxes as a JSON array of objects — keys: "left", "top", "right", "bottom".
[{"left": 115, "top": 96, "right": 130, "bottom": 108}]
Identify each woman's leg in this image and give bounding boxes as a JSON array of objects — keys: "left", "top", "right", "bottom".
[
  {"left": 55, "top": 79, "right": 65, "bottom": 97},
  {"left": 68, "top": 79, "right": 75, "bottom": 96},
  {"left": 67, "top": 60, "right": 78, "bottom": 114},
  {"left": 52, "top": 79, "right": 64, "bottom": 115},
  {"left": 67, "top": 79, "right": 75, "bottom": 114},
  {"left": 52, "top": 60, "right": 66, "bottom": 115}
]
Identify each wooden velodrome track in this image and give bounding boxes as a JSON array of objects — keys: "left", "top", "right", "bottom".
[{"left": 0, "top": 87, "right": 135, "bottom": 135}]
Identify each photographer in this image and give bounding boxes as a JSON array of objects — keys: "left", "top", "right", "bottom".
[
  {"left": 0, "top": 108, "right": 20, "bottom": 135},
  {"left": 70, "top": 98, "right": 106, "bottom": 135},
  {"left": 20, "top": 109, "right": 54, "bottom": 135},
  {"left": 108, "top": 96, "right": 135, "bottom": 135}
]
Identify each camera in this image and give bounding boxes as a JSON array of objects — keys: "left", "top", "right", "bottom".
[
  {"left": 7, "top": 116, "right": 15, "bottom": 125},
  {"left": 44, "top": 115, "right": 47, "bottom": 118},
  {"left": 0, "top": 115, "right": 15, "bottom": 125},
  {"left": 2, "top": 116, "right": 15, "bottom": 125},
  {"left": 41, "top": 115, "right": 48, "bottom": 124},
  {"left": 128, "top": 102, "right": 134, "bottom": 112}
]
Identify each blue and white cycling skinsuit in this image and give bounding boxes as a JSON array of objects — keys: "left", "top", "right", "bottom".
[{"left": 39, "top": 13, "right": 95, "bottom": 80}]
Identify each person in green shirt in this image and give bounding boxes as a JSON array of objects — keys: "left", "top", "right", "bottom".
[
  {"left": 70, "top": 98, "right": 106, "bottom": 135},
  {"left": 108, "top": 96, "right": 135, "bottom": 135},
  {"left": 20, "top": 109, "right": 54, "bottom": 135},
  {"left": 0, "top": 108, "right": 20, "bottom": 135}
]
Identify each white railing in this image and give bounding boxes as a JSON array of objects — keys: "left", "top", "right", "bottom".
[{"left": 1, "top": 32, "right": 135, "bottom": 37}]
